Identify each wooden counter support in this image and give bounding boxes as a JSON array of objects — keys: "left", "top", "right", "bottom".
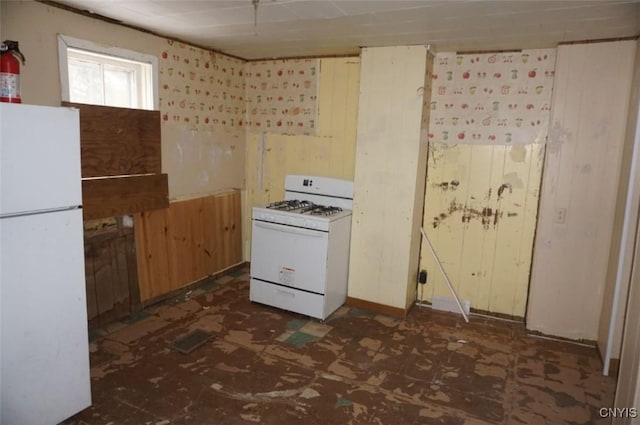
[
  {"left": 134, "top": 190, "right": 243, "bottom": 302},
  {"left": 62, "top": 101, "right": 169, "bottom": 221},
  {"left": 82, "top": 174, "right": 169, "bottom": 220}
]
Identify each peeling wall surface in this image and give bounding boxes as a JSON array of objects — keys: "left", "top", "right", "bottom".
[
  {"left": 243, "top": 58, "right": 360, "bottom": 258},
  {"left": 419, "top": 50, "right": 556, "bottom": 318},
  {"left": 348, "top": 46, "right": 428, "bottom": 310},
  {"left": 528, "top": 41, "right": 636, "bottom": 341},
  {"left": 160, "top": 41, "right": 246, "bottom": 200}
]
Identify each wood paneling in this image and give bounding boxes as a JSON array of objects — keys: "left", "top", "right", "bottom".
[
  {"left": 84, "top": 217, "right": 140, "bottom": 328},
  {"left": 82, "top": 174, "right": 169, "bottom": 220},
  {"left": 62, "top": 102, "right": 161, "bottom": 178},
  {"left": 347, "top": 46, "right": 428, "bottom": 310},
  {"left": 419, "top": 143, "right": 546, "bottom": 317},
  {"left": 135, "top": 191, "right": 242, "bottom": 302},
  {"left": 528, "top": 41, "right": 636, "bottom": 341}
]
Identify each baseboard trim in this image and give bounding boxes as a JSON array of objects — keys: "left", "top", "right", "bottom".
[{"left": 346, "top": 297, "right": 407, "bottom": 318}]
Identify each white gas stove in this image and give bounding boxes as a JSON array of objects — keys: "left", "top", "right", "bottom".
[{"left": 250, "top": 175, "right": 353, "bottom": 320}]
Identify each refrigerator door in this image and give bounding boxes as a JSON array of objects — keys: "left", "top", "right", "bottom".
[
  {"left": 0, "top": 103, "right": 82, "bottom": 216},
  {"left": 1, "top": 209, "right": 91, "bottom": 425}
]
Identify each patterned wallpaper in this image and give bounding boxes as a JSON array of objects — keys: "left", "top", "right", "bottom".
[
  {"left": 159, "top": 40, "right": 245, "bottom": 132},
  {"left": 245, "top": 59, "right": 319, "bottom": 135},
  {"left": 430, "top": 49, "right": 556, "bottom": 145}
]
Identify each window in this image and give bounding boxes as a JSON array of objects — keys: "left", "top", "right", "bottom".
[{"left": 58, "top": 35, "right": 158, "bottom": 110}]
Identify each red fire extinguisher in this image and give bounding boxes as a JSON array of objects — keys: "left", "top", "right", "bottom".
[{"left": 1, "top": 40, "right": 26, "bottom": 103}]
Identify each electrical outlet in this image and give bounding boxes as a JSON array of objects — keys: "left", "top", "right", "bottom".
[
  {"left": 418, "top": 270, "right": 427, "bottom": 284},
  {"left": 554, "top": 207, "right": 567, "bottom": 224}
]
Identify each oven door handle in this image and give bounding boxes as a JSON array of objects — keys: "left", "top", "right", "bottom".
[{"left": 254, "top": 221, "right": 325, "bottom": 237}]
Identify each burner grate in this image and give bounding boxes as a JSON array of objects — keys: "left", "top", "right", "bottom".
[
  {"left": 308, "top": 205, "right": 343, "bottom": 216},
  {"left": 265, "top": 199, "right": 344, "bottom": 216},
  {"left": 266, "top": 200, "right": 313, "bottom": 211}
]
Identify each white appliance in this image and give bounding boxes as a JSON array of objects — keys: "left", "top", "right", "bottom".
[
  {"left": 0, "top": 103, "right": 91, "bottom": 425},
  {"left": 250, "top": 175, "right": 353, "bottom": 320}
]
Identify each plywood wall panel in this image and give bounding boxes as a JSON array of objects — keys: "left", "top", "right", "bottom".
[
  {"left": 135, "top": 191, "right": 242, "bottom": 302},
  {"left": 62, "top": 102, "right": 161, "bottom": 178},
  {"left": 82, "top": 174, "right": 169, "bottom": 220}
]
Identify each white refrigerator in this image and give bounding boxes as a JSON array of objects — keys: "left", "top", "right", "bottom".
[{"left": 0, "top": 103, "right": 91, "bottom": 424}]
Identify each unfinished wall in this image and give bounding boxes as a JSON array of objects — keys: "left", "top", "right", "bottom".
[
  {"left": 244, "top": 57, "right": 360, "bottom": 259},
  {"left": 528, "top": 41, "right": 636, "bottom": 341},
  {"left": 348, "top": 46, "right": 428, "bottom": 313},
  {"left": 419, "top": 49, "right": 556, "bottom": 318},
  {"left": 0, "top": 1, "right": 245, "bottom": 199}
]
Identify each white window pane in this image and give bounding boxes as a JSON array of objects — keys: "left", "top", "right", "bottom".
[
  {"left": 104, "top": 66, "right": 135, "bottom": 108},
  {"left": 62, "top": 40, "right": 156, "bottom": 110},
  {"left": 68, "top": 59, "right": 104, "bottom": 105}
]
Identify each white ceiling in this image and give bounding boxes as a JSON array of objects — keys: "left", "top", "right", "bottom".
[{"left": 52, "top": 0, "right": 640, "bottom": 60}]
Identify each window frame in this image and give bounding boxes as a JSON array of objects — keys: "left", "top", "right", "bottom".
[{"left": 58, "top": 34, "right": 159, "bottom": 110}]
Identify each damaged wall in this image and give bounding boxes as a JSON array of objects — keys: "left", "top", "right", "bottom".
[
  {"left": 419, "top": 49, "right": 556, "bottom": 318},
  {"left": 160, "top": 42, "right": 245, "bottom": 200},
  {"left": 1, "top": 1, "right": 248, "bottom": 298},
  {"left": 243, "top": 57, "right": 360, "bottom": 259},
  {"left": 528, "top": 41, "right": 636, "bottom": 341},
  {"left": 1, "top": 1, "right": 246, "bottom": 199}
]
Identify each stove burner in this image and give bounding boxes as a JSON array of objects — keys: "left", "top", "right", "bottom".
[
  {"left": 308, "top": 205, "right": 343, "bottom": 216},
  {"left": 265, "top": 200, "right": 344, "bottom": 216},
  {"left": 266, "top": 200, "right": 313, "bottom": 211}
]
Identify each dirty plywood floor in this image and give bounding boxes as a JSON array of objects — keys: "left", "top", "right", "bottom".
[{"left": 63, "top": 265, "right": 615, "bottom": 425}]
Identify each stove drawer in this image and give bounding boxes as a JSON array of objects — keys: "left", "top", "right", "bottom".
[
  {"left": 250, "top": 279, "right": 325, "bottom": 319},
  {"left": 251, "top": 220, "right": 329, "bottom": 294}
]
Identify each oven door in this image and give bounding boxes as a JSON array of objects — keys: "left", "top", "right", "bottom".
[{"left": 250, "top": 219, "right": 328, "bottom": 294}]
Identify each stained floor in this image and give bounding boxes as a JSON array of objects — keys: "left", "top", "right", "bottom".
[{"left": 64, "top": 265, "right": 616, "bottom": 425}]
